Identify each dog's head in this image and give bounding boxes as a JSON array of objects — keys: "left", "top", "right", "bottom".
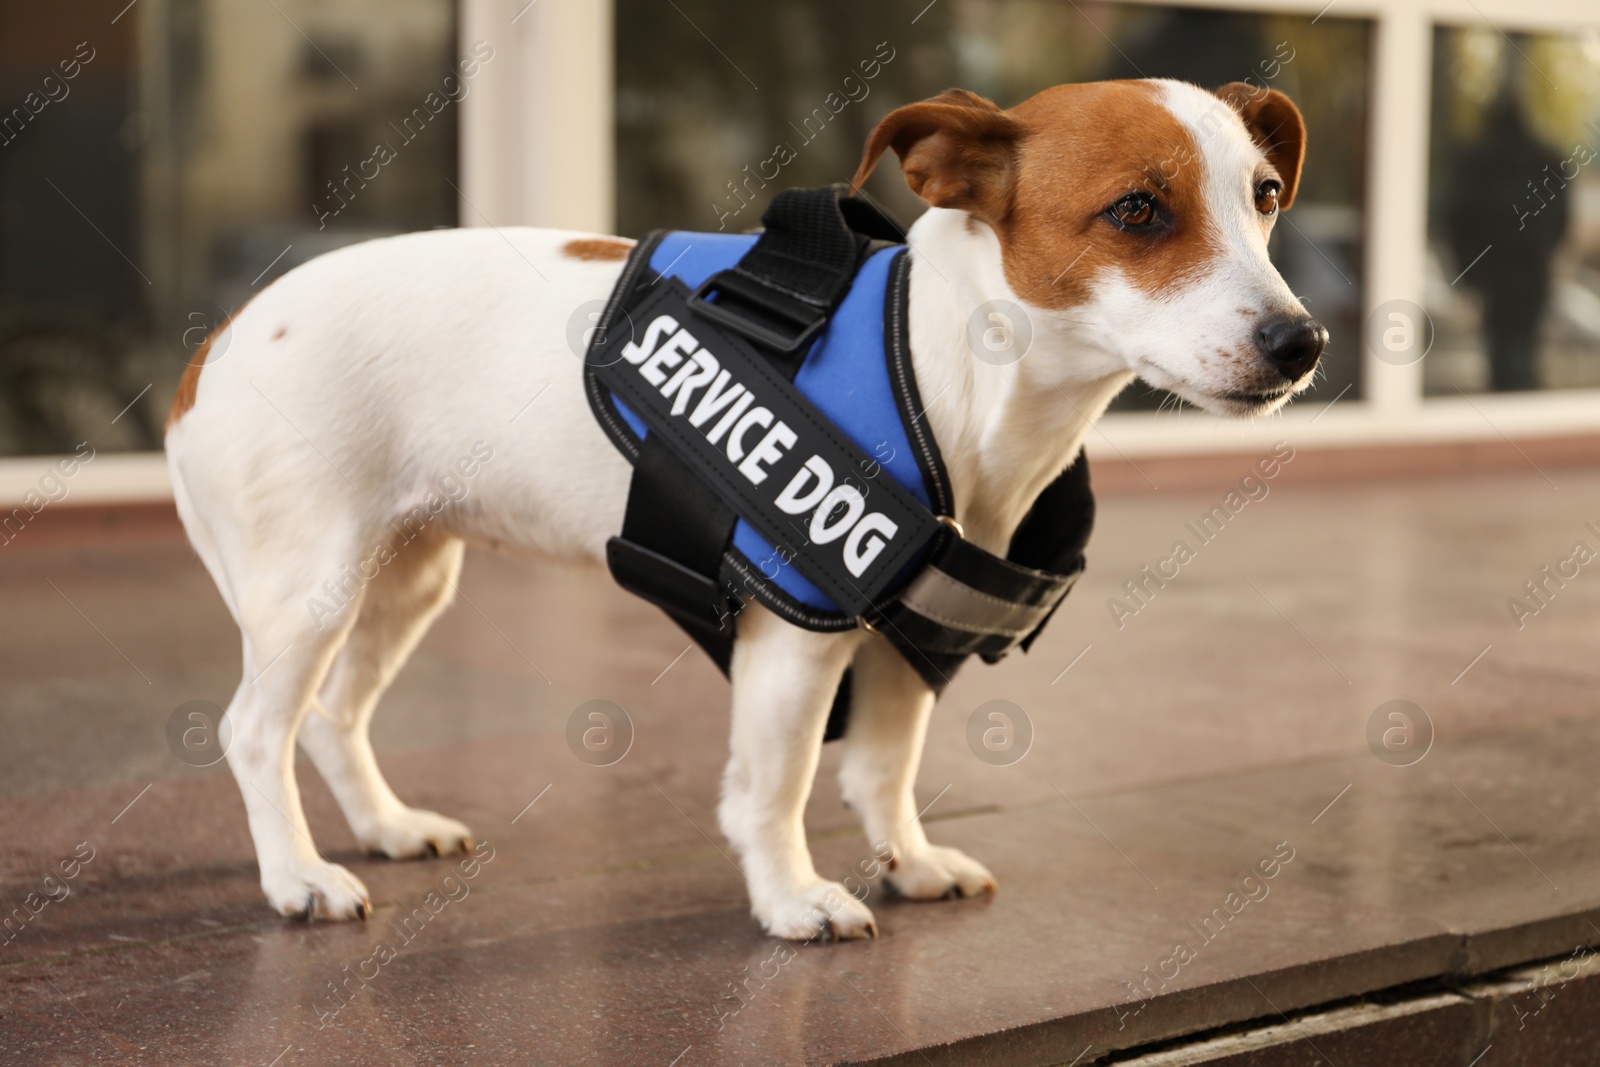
[{"left": 853, "top": 79, "right": 1327, "bottom": 416}]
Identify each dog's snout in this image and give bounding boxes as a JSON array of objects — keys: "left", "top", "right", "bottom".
[{"left": 1256, "top": 317, "right": 1328, "bottom": 381}]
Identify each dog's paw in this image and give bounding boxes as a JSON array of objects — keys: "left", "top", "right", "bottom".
[
  {"left": 263, "top": 860, "right": 371, "bottom": 921},
  {"left": 883, "top": 845, "right": 997, "bottom": 901},
  {"left": 359, "top": 808, "right": 474, "bottom": 861},
  {"left": 757, "top": 880, "right": 878, "bottom": 942}
]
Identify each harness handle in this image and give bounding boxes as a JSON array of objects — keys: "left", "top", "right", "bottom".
[{"left": 686, "top": 270, "right": 829, "bottom": 355}]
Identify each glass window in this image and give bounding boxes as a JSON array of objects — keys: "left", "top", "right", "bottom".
[
  {"left": 616, "top": 0, "right": 1371, "bottom": 411},
  {"left": 1426, "top": 25, "right": 1600, "bottom": 394},
  {"left": 0, "top": 0, "right": 459, "bottom": 457}
]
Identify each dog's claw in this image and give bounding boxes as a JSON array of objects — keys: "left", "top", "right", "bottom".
[
  {"left": 760, "top": 880, "right": 878, "bottom": 941},
  {"left": 264, "top": 860, "right": 372, "bottom": 922},
  {"left": 875, "top": 845, "right": 997, "bottom": 902},
  {"left": 819, "top": 917, "right": 877, "bottom": 942},
  {"left": 359, "top": 811, "right": 474, "bottom": 861}
]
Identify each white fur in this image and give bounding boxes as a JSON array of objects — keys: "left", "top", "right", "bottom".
[{"left": 166, "top": 81, "right": 1307, "bottom": 937}]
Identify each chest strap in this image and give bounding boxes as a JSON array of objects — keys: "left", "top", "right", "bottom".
[{"left": 586, "top": 186, "right": 1091, "bottom": 736}]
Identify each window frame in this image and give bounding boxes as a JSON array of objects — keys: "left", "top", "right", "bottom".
[
  {"left": 7, "top": 0, "right": 1595, "bottom": 502},
  {"left": 457, "top": 0, "right": 1600, "bottom": 456}
]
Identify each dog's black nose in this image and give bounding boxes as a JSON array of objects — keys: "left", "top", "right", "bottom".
[{"left": 1256, "top": 317, "right": 1328, "bottom": 381}]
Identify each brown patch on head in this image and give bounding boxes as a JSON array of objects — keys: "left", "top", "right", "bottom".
[
  {"left": 854, "top": 81, "right": 1221, "bottom": 310},
  {"left": 1214, "top": 84, "right": 1305, "bottom": 208},
  {"left": 271, "top": 326, "right": 287, "bottom": 340},
  {"left": 562, "top": 237, "right": 635, "bottom": 262},
  {"left": 166, "top": 299, "right": 252, "bottom": 432}
]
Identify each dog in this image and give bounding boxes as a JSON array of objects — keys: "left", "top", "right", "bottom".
[{"left": 164, "top": 78, "right": 1325, "bottom": 940}]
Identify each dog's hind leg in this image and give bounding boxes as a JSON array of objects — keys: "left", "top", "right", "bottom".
[
  {"left": 718, "top": 605, "right": 877, "bottom": 940},
  {"left": 837, "top": 638, "right": 997, "bottom": 900},
  {"left": 223, "top": 569, "right": 373, "bottom": 921},
  {"left": 297, "top": 530, "right": 473, "bottom": 860}
]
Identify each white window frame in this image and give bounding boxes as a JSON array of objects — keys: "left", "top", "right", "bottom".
[
  {"left": 3, "top": 0, "right": 1593, "bottom": 504},
  {"left": 457, "top": 0, "right": 1600, "bottom": 457}
]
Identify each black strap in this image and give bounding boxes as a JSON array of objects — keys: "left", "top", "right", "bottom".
[
  {"left": 1003, "top": 451, "right": 1094, "bottom": 658},
  {"left": 1007, "top": 452, "right": 1095, "bottom": 575},
  {"left": 868, "top": 530, "right": 1083, "bottom": 685},
  {"left": 609, "top": 442, "right": 737, "bottom": 666},
  {"left": 865, "top": 456, "right": 1093, "bottom": 690},
  {"left": 605, "top": 186, "right": 899, "bottom": 728}
]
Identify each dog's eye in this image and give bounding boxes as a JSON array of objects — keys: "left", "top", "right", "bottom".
[
  {"left": 1107, "top": 193, "right": 1157, "bottom": 229},
  {"left": 1255, "top": 180, "right": 1282, "bottom": 216}
]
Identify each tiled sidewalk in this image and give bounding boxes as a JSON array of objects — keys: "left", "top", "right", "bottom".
[{"left": 3, "top": 465, "right": 1600, "bottom": 1065}]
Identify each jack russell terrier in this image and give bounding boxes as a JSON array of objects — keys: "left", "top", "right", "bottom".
[{"left": 165, "top": 78, "right": 1325, "bottom": 940}]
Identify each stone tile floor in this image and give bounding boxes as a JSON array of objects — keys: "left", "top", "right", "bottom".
[{"left": 3, "top": 463, "right": 1600, "bottom": 1065}]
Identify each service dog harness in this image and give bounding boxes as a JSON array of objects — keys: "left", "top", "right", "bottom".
[{"left": 583, "top": 186, "right": 1094, "bottom": 739}]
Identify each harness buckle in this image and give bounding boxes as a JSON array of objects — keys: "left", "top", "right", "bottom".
[{"left": 687, "top": 269, "right": 829, "bottom": 355}]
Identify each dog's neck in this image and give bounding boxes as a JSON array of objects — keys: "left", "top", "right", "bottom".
[{"left": 906, "top": 208, "right": 1134, "bottom": 554}]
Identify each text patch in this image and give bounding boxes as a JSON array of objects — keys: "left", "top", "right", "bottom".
[{"left": 590, "top": 280, "right": 938, "bottom": 614}]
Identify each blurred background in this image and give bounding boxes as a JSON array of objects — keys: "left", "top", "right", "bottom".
[
  {"left": 0, "top": 0, "right": 459, "bottom": 457},
  {"left": 0, "top": 0, "right": 1595, "bottom": 459}
]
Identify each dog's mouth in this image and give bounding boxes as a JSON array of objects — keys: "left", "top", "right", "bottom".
[
  {"left": 1216, "top": 386, "right": 1294, "bottom": 406},
  {"left": 1134, "top": 360, "right": 1309, "bottom": 418},
  {"left": 1201, "top": 386, "right": 1297, "bottom": 417},
  {"left": 1164, "top": 378, "right": 1297, "bottom": 416}
]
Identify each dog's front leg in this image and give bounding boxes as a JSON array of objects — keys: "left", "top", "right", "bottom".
[
  {"left": 718, "top": 604, "right": 876, "bottom": 940},
  {"left": 838, "top": 637, "right": 997, "bottom": 900}
]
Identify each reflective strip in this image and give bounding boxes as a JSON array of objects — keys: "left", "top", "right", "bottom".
[{"left": 895, "top": 566, "right": 1076, "bottom": 639}]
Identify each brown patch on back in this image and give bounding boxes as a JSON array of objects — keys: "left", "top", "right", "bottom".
[
  {"left": 856, "top": 81, "right": 1222, "bottom": 310},
  {"left": 271, "top": 326, "right": 287, "bottom": 340},
  {"left": 562, "top": 238, "right": 635, "bottom": 262},
  {"left": 166, "top": 299, "right": 253, "bottom": 432},
  {"left": 166, "top": 341, "right": 211, "bottom": 431}
]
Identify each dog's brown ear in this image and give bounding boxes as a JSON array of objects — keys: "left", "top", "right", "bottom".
[
  {"left": 851, "top": 89, "right": 1023, "bottom": 225},
  {"left": 1214, "top": 83, "right": 1306, "bottom": 209}
]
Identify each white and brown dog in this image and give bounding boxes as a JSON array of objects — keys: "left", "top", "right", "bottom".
[{"left": 165, "top": 79, "right": 1325, "bottom": 940}]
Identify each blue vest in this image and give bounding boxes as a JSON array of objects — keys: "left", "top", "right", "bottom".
[{"left": 601, "top": 231, "right": 944, "bottom": 624}]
